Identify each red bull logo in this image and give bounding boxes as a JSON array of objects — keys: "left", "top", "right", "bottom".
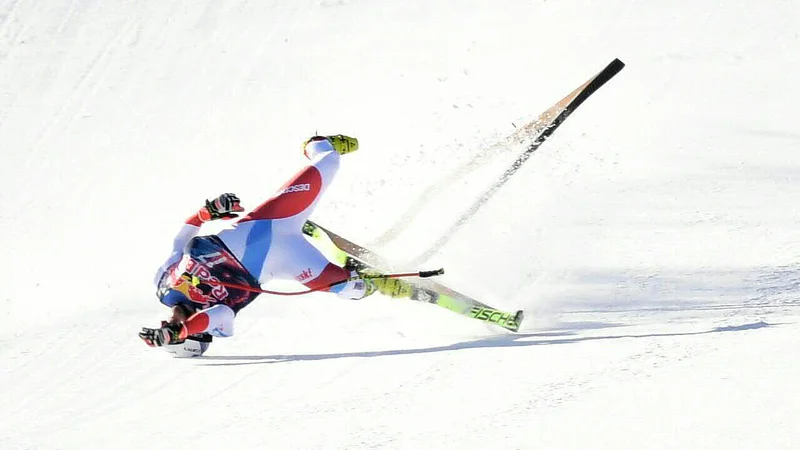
[{"left": 169, "top": 256, "right": 230, "bottom": 307}]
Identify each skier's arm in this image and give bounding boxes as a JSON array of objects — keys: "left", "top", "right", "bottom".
[
  {"left": 152, "top": 215, "right": 204, "bottom": 287},
  {"left": 153, "top": 194, "right": 245, "bottom": 286}
]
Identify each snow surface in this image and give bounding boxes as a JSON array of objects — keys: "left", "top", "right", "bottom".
[{"left": 2, "top": 0, "right": 799, "bottom": 449}]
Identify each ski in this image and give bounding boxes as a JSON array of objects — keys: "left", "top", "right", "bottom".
[
  {"left": 303, "top": 220, "right": 523, "bottom": 332},
  {"left": 302, "top": 220, "right": 390, "bottom": 269},
  {"left": 409, "top": 58, "right": 625, "bottom": 264},
  {"left": 372, "top": 59, "right": 625, "bottom": 251},
  {"left": 417, "top": 283, "right": 523, "bottom": 332}
]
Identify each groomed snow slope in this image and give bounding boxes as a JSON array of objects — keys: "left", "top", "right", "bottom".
[{"left": 2, "top": 1, "right": 799, "bottom": 449}]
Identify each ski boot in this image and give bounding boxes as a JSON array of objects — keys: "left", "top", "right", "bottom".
[
  {"left": 368, "top": 275, "right": 414, "bottom": 298},
  {"left": 304, "top": 135, "right": 359, "bottom": 156},
  {"left": 324, "top": 134, "right": 358, "bottom": 155},
  {"left": 343, "top": 256, "right": 414, "bottom": 299}
]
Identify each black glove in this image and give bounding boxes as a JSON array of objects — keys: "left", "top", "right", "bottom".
[
  {"left": 139, "top": 321, "right": 184, "bottom": 347},
  {"left": 199, "top": 193, "right": 245, "bottom": 221}
]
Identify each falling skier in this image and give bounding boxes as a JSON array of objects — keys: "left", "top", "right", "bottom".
[{"left": 139, "top": 135, "right": 411, "bottom": 356}]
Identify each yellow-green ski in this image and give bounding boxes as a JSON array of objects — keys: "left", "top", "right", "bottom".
[{"left": 303, "top": 220, "right": 524, "bottom": 332}]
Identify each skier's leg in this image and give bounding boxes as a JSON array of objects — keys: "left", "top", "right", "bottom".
[
  {"left": 265, "top": 232, "right": 370, "bottom": 300},
  {"left": 180, "top": 304, "right": 236, "bottom": 338},
  {"left": 258, "top": 137, "right": 371, "bottom": 299},
  {"left": 218, "top": 145, "right": 342, "bottom": 279},
  {"left": 237, "top": 146, "right": 340, "bottom": 225}
]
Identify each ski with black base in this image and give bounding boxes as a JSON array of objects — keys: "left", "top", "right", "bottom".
[
  {"left": 410, "top": 58, "right": 625, "bottom": 264},
  {"left": 303, "top": 221, "right": 523, "bottom": 332}
]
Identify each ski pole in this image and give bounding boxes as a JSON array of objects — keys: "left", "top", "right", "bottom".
[{"left": 194, "top": 268, "right": 445, "bottom": 297}]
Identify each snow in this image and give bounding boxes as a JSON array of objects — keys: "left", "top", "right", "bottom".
[{"left": 2, "top": 0, "right": 799, "bottom": 449}]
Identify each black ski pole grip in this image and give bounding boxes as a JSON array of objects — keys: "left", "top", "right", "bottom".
[{"left": 419, "top": 268, "right": 445, "bottom": 278}]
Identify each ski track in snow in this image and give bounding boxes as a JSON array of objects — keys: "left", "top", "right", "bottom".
[{"left": 2, "top": 1, "right": 800, "bottom": 449}]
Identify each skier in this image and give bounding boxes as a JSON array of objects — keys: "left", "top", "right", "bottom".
[{"left": 139, "top": 135, "right": 411, "bottom": 356}]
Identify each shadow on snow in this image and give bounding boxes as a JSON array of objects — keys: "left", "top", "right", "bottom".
[{"left": 198, "top": 321, "right": 773, "bottom": 367}]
